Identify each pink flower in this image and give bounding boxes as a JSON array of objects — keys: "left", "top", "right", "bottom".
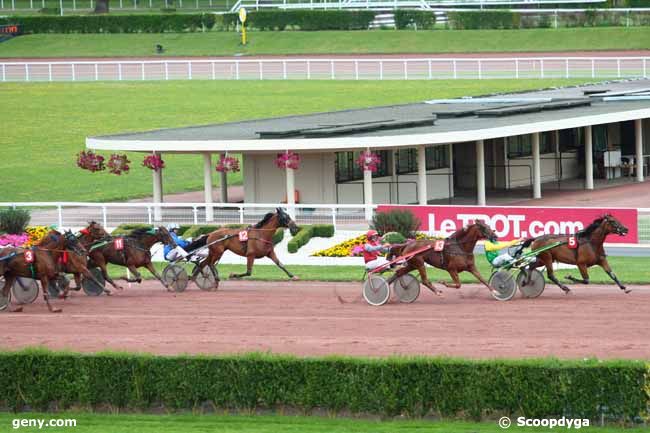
[
  {"left": 77, "top": 150, "right": 105, "bottom": 172},
  {"left": 0, "top": 233, "right": 29, "bottom": 247},
  {"left": 275, "top": 151, "right": 300, "bottom": 170},
  {"left": 356, "top": 151, "right": 381, "bottom": 172},
  {"left": 142, "top": 154, "right": 165, "bottom": 171},
  {"left": 216, "top": 156, "right": 240, "bottom": 173},
  {"left": 107, "top": 154, "right": 131, "bottom": 175}
]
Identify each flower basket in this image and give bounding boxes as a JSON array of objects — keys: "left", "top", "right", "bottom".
[
  {"left": 356, "top": 150, "right": 381, "bottom": 172},
  {"left": 275, "top": 151, "right": 300, "bottom": 170},
  {"left": 107, "top": 154, "right": 131, "bottom": 175},
  {"left": 216, "top": 155, "right": 240, "bottom": 173},
  {"left": 76, "top": 150, "right": 105, "bottom": 172},
  {"left": 142, "top": 154, "right": 165, "bottom": 171}
]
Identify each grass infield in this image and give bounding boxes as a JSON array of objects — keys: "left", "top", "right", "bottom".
[
  {"left": 0, "top": 79, "right": 590, "bottom": 203},
  {"left": 1, "top": 27, "right": 649, "bottom": 57}
]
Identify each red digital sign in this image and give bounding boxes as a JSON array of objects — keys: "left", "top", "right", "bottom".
[{"left": 0, "top": 25, "right": 21, "bottom": 35}]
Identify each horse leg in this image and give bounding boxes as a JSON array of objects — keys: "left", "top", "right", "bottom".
[
  {"left": 598, "top": 257, "right": 630, "bottom": 293},
  {"left": 121, "top": 265, "right": 143, "bottom": 283},
  {"left": 540, "top": 255, "right": 571, "bottom": 294},
  {"left": 229, "top": 255, "right": 254, "bottom": 279},
  {"left": 2, "top": 275, "right": 22, "bottom": 313},
  {"left": 439, "top": 269, "right": 461, "bottom": 289},
  {"left": 566, "top": 264, "right": 590, "bottom": 284},
  {"left": 40, "top": 276, "right": 61, "bottom": 313},
  {"left": 143, "top": 262, "right": 169, "bottom": 291},
  {"left": 416, "top": 263, "right": 443, "bottom": 296},
  {"left": 267, "top": 250, "right": 298, "bottom": 281},
  {"left": 467, "top": 264, "right": 497, "bottom": 294}
]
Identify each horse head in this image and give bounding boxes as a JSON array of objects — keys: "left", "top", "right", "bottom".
[
  {"left": 63, "top": 230, "right": 87, "bottom": 256},
  {"left": 86, "top": 221, "right": 109, "bottom": 241},
  {"left": 37, "top": 230, "right": 65, "bottom": 248},
  {"left": 276, "top": 207, "right": 299, "bottom": 236},
  {"left": 156, "top": 226, "right": 178, "bottom": 248},
  {"left": 472, "top": 220, "right": 498, "bottom": 242},
  {"left": 602, "top": 214, "right": 628, "bottom": 236}
]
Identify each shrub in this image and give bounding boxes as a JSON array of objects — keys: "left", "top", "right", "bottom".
[
  {"left": 222, "top": 10, "right": 375, "bottom": 31},
  {"left": 111, "top": 223, "right": 152, "bottom": 236},
  {"left": 382, "top": 231, "right": 406, "bottom": 244},
  {"left": 160, "top": 7, "right": 176, "bottom": 12},
  {"left": 371, "top": 209, "right": 420, "bottom": 238},
  {"left": 448, "top": 10, "right": 519, "bottom": 29},
  {"left": 394, "top": 10, "right": 436, "bottom": 30},
  {"left": 287, "top": 224, "right": 334, "bottom": 253},
  {"left": 182, "top": 225, "right": 220, "bottom": 239},
  {"left": 38, "top": 7, "right": 61, "bottom": 14},
  {"left": 0, "top": 208, "right": 31, "bottom": 234}
]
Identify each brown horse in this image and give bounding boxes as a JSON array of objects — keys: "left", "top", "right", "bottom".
[
  {"left": 0, "top": 230, "right": 86, "bottom": 313},
  {"left": 527, "top": 214, "right": 629, "bottom": 294},
  {"left": 80, "top": 226, "right": 176, "bottom": 291},
  {"left": 200, "top": 208, "right": 299, "bottom": 281},
  {"left": 387, "top": 221, "right": 498, "bottom": 296}
]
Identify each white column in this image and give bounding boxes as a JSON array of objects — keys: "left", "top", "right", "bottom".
[
  {"left": 152, "top": 155, "right": 163, "bottom": 222},
  {"left": 417, "top": 145, "right": 427, "bottom": 205},
  {"left": 635, "top": 119, "right": 644, "bottom": 182},
  {"left": 286, "top": 166, "right": 296, "bottom": 218},
  {"left": 476, "top": 140, "right": 486, "bottom": 205},
  {"left": 532, "top": 132, "right": 541, "bottom": 199},
  {"left": 448, "top": 143, "right": 454, "bottom": 198},
  {"left": 363, "top": 168, "right": 373, "bottom": 221},
  {"left": 203, "top": 152, "right": 214, "bottom": 222},
  {"left": 219, "top": 153, "right": 228, "bottom": 203},
  {"left": 585, "top": 125, "right": 594, "bottom": 190}
]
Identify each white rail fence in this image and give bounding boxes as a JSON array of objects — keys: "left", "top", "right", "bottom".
[
  {"left": 1, "top": 57, "right": 649, "bottom": 82},
  {"left": 2, "top": 202, "right": 650, "bottom": 242}
]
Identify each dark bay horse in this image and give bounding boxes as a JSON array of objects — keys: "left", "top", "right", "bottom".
[
  {"left": 200, "top": 208, "right": 299, "bottom": 281},
  {"left": 527, "top": 214, "right": 629, "bottom": 294},
  {"left": 387, "top": 221, "right": 498, "bottom": 296},
  {"left": 0, "top": 230, "right": 86, "bottom": 312},
  {"left": 80, "top": 226, "right": 176, "bottom": 291}
]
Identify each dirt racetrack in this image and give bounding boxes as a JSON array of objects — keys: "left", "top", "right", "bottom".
[{"left": 1, "top": 280, "right": 648, "bottom": 360}]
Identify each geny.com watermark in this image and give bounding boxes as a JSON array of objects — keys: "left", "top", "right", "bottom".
[
  {"left": 12, "top": 418, "right": 77, "bottom": 430},
  {"left": 499, "top": 416, "right": 590, "bottom": 429}
]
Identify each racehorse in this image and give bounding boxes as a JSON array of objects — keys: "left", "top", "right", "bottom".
[
  {"left": 199, "top": 208, "right": 300, "bottom": 281},
  {"left": 526, "top": 214, "right": 629, "bottom": 294},
  {"left": 387, "top": 221, "right": 498, "bottom": 296},
  {"left": 0, "top": 230, "right": 86, "bottom": 312},
  {"left": 80, "top": 226, "right": 176, "bottom": 291}
]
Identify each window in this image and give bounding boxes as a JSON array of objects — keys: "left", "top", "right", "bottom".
[
  {"left": 559, "top": 128, "right": 583, "bottom": 152},
  {"left": 593, "top": 125, "right": 608, "bottom": 152},
  {"left": 426, "top": 145, "right": 449, "bottom": 170},
  {"left": 335, "top": 150, "right": 390, "bottom": 182},
  {"left": 507, "top": 134, "right": 532, "bottom": 158},
  {"left": 540, "top": 132, "right": 554, "bottom": 154},
  {"left": 396, "top": 146, "right": 449, "bottom": 174},
  {"left": 397, "top": 149, "right": 417, "bottom": 174}
]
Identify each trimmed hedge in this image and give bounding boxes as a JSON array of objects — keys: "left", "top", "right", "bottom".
[
  {"left": 0, "top": 14, "right": 216, "bottom": 33},
  {"left": 182, "top": 224, "right": 284, "bottom": 245},
  {"left": 394, "top": 10, "right": 436, "bottom": 30},
  {"left": 110, "top": 223, "right": 152, "bottom": 236},
  {"left": 448, "top": 10, "right": 520, "bottom": 30},
  {"left": 222, "top": 10, "right": 375, "bottom": 31},
  {"left": 0, "top": 349, "right": 647, "bottom": 422},
  {"left": 287, "top": 224, "right": 334, "bottom": 253}
]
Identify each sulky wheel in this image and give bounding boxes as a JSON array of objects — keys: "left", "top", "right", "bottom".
[
  {"left": 194, "top": 264, "right": 219, "bottom": 291},
  {"left": 162, "top": 264, "right": 189, "bottom": 293},
  {"left": 82, "top": 268, "right": 105, "bottom": 296},
  {"left": 516, "top": 269, "right": 546, "bottom": 299},
  {"left": 0, "top": 277, "right": 10, "bottom": 311},
  {"left": 392, "top": 274, "right": 421, "bottom": 304},
  {"left": 362, "top": 275, "right": 390, "bottom": 306},
  {"left": 12, "top": 277, "right": 39, "bottom": 304},
  {"left": 48, "top": 276, "right": 69, "bottom": 299},
  {"left": 489, "top": 270, "right": 517, "bottom": 301}
]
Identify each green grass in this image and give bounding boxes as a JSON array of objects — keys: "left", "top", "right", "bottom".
[
  {"left": 108, "top": 256, "right": 650, "bottom": 284},
  {"left": 0, "top": 412, "right": 645, "bottom": 433},
  {"left": 0, "top": 79, "right": 591, "bottom": 202},
  {"left": 1, "top": 27, "right": 649, "bottom": 58}
]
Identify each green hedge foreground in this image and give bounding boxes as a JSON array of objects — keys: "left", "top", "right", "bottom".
[
  {"left": 287, "top": 224, "right": 334, "bottom": 253},
  {"left": 110, "top": 224, "right": 285, "bottom": 244},
  {"left": 0, "top": 350, "right": 647, "bottom": 423}
]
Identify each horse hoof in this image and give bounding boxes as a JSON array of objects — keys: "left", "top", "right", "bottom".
[
  {"left": 51, "top": 308, "right": 62, "bottom": 313},
  {"left": 11, "top": 307, "right": 23, "bottom": 313},
  {"left": 624, "top": 288, "right": 632, "bottom": 294},
  {"left": 290, "top": 276, "right": 300, "bottom": 281}
]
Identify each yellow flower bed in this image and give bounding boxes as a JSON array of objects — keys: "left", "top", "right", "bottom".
[
  {"left": 24, "top": 226, "right": 51, "bottom": 247},
  {"left": 312, "top": 232, "right": 442, "bottom": 257}
]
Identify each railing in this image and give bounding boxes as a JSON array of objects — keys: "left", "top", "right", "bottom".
[{"left": 1, "top": 57, "right": 648, "bottom": 82}]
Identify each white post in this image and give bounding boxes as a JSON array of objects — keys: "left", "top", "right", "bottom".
[
  {"left": 203, "top": 152, "right": 214, "bottom": 222},
  {"left": 476, "top": 140, "right": 486, "bottom": 205},
  {"left": 585, "top": 125, "right": 594, "bottom": 190},
  {"left": 532, "top": 132, "right": 541, "bottom": 199},
  {"left": 363, "top": 168, "right": 373, "bottom": 221},
  {"left": 152, "top": 155, "right": 164, "bottom": 221},
  {"left": 417, "top": 145, "right": 427, "bottom": 205},
  {"left": 635, "top": 119, "right": 644, "bottom": 182},
  {"left": 448, "top": 143, "right": 454, "bottom": 198},
  {"left": 286, "top": 166, "right": 296, "bottom": 218}
]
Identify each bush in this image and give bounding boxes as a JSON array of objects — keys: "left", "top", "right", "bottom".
[
  {"left": 4, "top": 13, "right": 215, "bottom": 33},
  {"left": 0, "top": 349, "right": 647, "bottom": 422},
  {"left": 371, "top": 209, "right": 420, "bottom": 238},
  {"left": 160, "top": 7, "right": 176, "bottom": 12},
  {"left": 382, "top": 231, "right": 406, "bottom": 244},
  {"left": 111, "top": 223, "right": 152, "bottom": 236},
  {"left": 182, "top": 225, "right": 220, "bottom": 239},
  {"left": 38, "top": 7, "right": 60, "bottom": 14},
  {"left": 0, "top": 208, "right": 31, "bottom": 235},
  {"left": 222, "top": 10, "right": 375, "bottom": 31},
  {"left": 394, "top": 10, "right": 436, "bottom": 30},
  {"left": 448, "top": 10, "right": 520, "bottom": 29},
  {"left": 287, "top": 224, "right": 334, "bottom": 253}
]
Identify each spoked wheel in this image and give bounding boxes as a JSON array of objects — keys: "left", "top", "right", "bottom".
[
  {"left": 48, "top": 276, "right": 69, "bottom": 299},
  {"left": 12, "top": 277, "right": 39, "bottom": 304},
  {"left": 82, "top": 268, "right": 105, "bottom": 296},
  {"left": 489, "top": 270, "right": 517, "bottom": 301},
  {"left": 362, "top": 275, "right": 390, "bottom": 306},
  {"left": 163, "top": 264, "right": 189, "bottom": 293},
  {"left": 392, "top": 274, "right": 420, "bottom": 304},
  {"left": 517, "top": 269, "right": 546, "bottom": 299},
  {"left": 194, "top": 264, "right": 219, "bottom": 291},
  {"left": 0, "top": 277, "right": 11, "bottom": 311}
]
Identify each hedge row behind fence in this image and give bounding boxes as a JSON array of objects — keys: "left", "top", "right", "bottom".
[
  {"left": 394, "top": 10, "right": 436, "bottom": 30},
  {"left": 0, "top": 350, "right": 647, "bottom": 422},
  {"left": 0, "top": 14, "right": 216, "bottom": 33},
  {"left": 287, "top": 224, "right": 334, "bottom": 253},
  {"left": 111, "top": 223, "right": 284, "bottom": 245},
  {"left": 221, "top": 10, "right": 376, "bottom": 31}
]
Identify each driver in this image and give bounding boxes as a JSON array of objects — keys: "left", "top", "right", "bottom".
[
  {"left": 484, "top": 238, "right": 524, "bottom": 267},
  {"left": 164, "top": 223, "right": 190, "bottom": 261},
  {"left": 363, "top": 230, "right": 391, "bottom": 271}
]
